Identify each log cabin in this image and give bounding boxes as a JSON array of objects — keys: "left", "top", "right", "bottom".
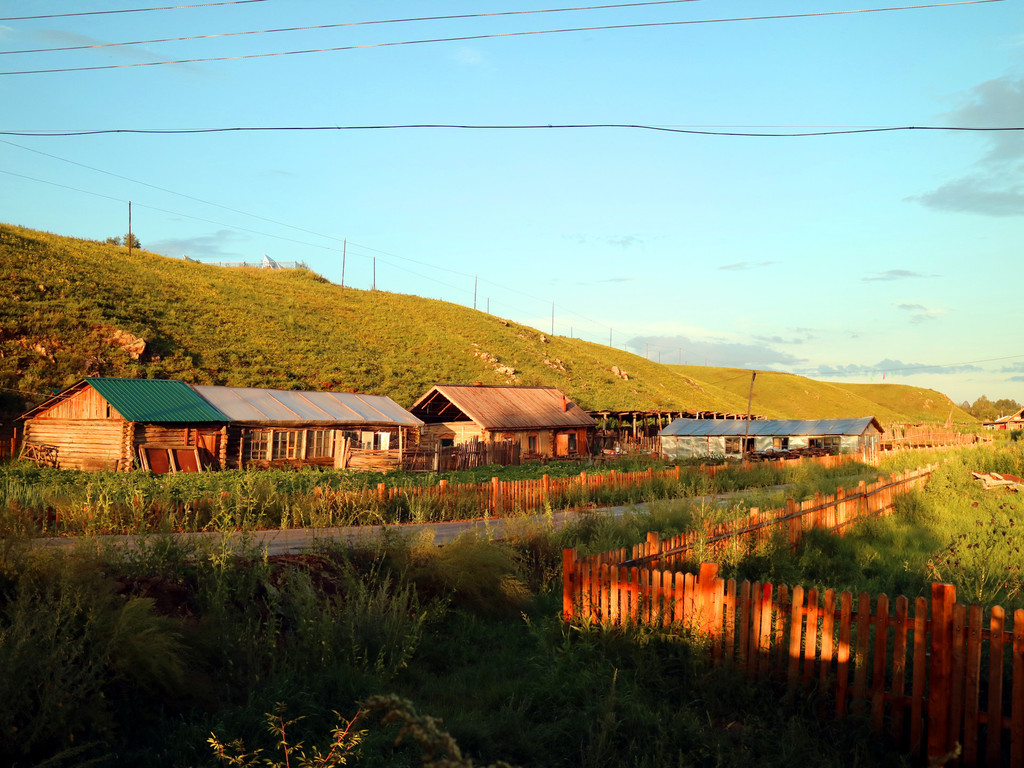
[
  {"left": 409, "top": 384, "right": 597, "bottom": 462},
  {"left": 18, "top": 378, "right": 423, "bottom": 473}
]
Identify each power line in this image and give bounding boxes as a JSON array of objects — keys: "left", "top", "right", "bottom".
[
  {"left": 0, "top": 1, "right": 1001, "bottom": 75},
  {"left": 1, "top": 1, "right": 699, "bottom": 55},
  {"left": 2, "top": 124, "right": 1020, "bottom": 138},
  {"left": 0, "top": 0, "right": 270, "bottom": 22}
]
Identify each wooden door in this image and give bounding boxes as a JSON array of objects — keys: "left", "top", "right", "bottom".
[{"left": 555, "top": 433, "right": 570, "bottom": 457}]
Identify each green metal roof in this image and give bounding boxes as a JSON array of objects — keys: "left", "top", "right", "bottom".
[{"left": 86, "top": 377, "right": 227, "bottom": 423}]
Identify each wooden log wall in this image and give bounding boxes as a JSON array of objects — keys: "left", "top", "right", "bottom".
[{"left": 23, "top": 418, "right": 125, "bottom": 471}]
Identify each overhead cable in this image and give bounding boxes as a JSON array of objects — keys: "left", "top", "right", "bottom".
[
  {"left": 1, "top": 1, "right": 699, "bottom": 55},
  {"left": 0, "top": 1, "right": 1002, "bottom": 75},
  {"left": 0, "top": 0, "right": 269, "bottom": 22},
  {"left": 2, "top": 124, "right": 1020, "bottom": 138}
]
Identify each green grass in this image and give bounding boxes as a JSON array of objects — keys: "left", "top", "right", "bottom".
[
  {"left": 2, "top": 222, "right": 972, "bottom": 425},
  {"left": 0, "top": 519, "right": 911, "bottom": 768}
]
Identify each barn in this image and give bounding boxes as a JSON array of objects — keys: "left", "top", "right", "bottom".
[
  {"left": 659, "top": 416, "right": 883, "bottom": 460},
  {"left": 409, "top": 384, "right": 598, "bottom": 462},
  {"left": 19, "top": 377, "right": 423, "bottom": 472}
]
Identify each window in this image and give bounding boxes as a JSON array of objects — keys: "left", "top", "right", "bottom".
[
  {"left": 724, "top": 437, "right": 742, "bottom": 454},
  {"left": 246, "top": 429, "right": 270, "bottom": 461},
  {"left": 272, "top": 430, "right": 300, "bottom": 460},
  {"left": 568, "top": 433, "right": 578, "bottom": 453},
  {"left": 360, "top": 431, "right": 374, "bottom": 450},
  {"left": 527, "top": 434, "right": 537, "bottom": 453},
  {"left": 307, "top": 430, "right": 335, "bottom": 459},
  {"left": 773, "top": 437, "right": 789, "bottom": 451},
  {"left": 376, "top": 431, "right": 391, "bottom": 451}
]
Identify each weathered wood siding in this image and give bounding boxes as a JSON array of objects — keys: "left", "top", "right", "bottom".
[
  {"left": 23, "top": 418, "right": 127, "bottom": 471},
  {"left": 420, "top": 422, "right": 485, "bottom": 450},
  {"left": 35, "top": 386, "right": 122, "bottom": 421}
]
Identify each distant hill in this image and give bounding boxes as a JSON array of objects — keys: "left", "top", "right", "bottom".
[{"left": 0, "top": 223, "right": 974, "bottom": 426}]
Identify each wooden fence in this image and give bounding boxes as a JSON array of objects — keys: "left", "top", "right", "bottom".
[
  {"left": 327, "top": 450, "right": 867, "bottom": 518},
  {"left": 577, "top": 464, "right": 938, "bottom": 571},
  {"left": 561, "top": 461, "right": 1024, "bottom": 766},
  {"left": 562, "top": 560, "right": 1023, "bottom": 766}
]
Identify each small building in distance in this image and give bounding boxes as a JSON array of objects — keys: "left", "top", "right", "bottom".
[
  {"left": 18, "top": 377, "right": 422, "bottom": 473},
  {"left": 409, "top": 384, "right": 598, "bottom": 463},
  {"left": 983, "top": 407, "right": 1024, "bottom": 431},
  {"left": 659, "top": 416, "right": 884, "bottom": 460}
]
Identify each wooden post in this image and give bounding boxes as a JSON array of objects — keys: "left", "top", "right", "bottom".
[
  {"left": 490, "top": 476, "right": 499, "bottom": 516},
  {"left": 562, "top": 548, "right": 577, "bottom": 622},
  {"left": 927, "top": 583, "right": 957, "bottom": 764}
]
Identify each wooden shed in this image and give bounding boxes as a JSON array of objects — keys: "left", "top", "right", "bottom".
[
  {"left": 659, "top": 416, "right": 884, "bottom": 460},
  {"left": 19, "top": 378, "right": 423, "bottom": 473},
  {"left": 409, "top": 384, "right": 597, "bottom": 462},
  {"left": 192, "top": 385, "right": 423, "bottom": 471},
  {"left": 19, "top": 377, "right": 228, "bottom": 472}
]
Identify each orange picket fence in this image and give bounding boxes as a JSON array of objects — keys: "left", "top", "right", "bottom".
[
  {"left": 561, "top": 460, "right": 1024, "bottom": 766},
  {"left": 562, "top": 558, "right": 1023, "bottom": 766}
]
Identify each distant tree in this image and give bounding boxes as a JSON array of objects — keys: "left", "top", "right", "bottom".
[{"left": 106, "top": 233, "right": 141, "bottom": 249}]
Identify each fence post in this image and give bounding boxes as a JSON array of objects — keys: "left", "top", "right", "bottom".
[
  {"left": 490, "top": 476, "right": 500, "bottom": 516},
  {"left": 377, "top": 482, "right": 386, "bottom": 504},
  {"left": 927, "top": 583, "right": 957, "bottom": 764},
  {"left": 562, "top": 548, "right": 577, "bottom": 622},
  {"left": 698, "top": 563, "right": 720, "bottom": 638},
  {"left": 542, "top": 473, "right": 550, "bottom": 503}
]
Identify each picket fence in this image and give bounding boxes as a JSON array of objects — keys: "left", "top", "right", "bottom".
[
  {"left": 561, "top": 463, "right": 1024, "bottom": 766},
  {"left": 339, "top": 450, "right": 865, "bottom": 517}
]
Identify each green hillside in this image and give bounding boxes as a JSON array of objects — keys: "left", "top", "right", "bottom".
[{"left": 0, "top": 223, "right": 973, "bottom": 425}]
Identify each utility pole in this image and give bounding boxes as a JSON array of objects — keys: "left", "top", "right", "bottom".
[
  {"left": 609, "top": 328, "right": 612, "bottom": 347},
  {"left": 474, "top": 275, "right": 477, "bottom": 310},
  {"left": 341, "top": 238, "right": 346, "bottom": 290},
  {"left": 372, "top": 257, "right": 376, "bottom": 290},
  {"left": 743, "top": 371, "right": 756, "bottom": 458},
  {"left": 127, "top": 201, "right": 132, "bottom": 258},
  {"left": 551, "top": 302, "right": 554, "bottom": 335}
]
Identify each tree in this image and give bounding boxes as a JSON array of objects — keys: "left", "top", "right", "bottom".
[{"left": 106, "top": 233, "right": 141, "bottom": 249}]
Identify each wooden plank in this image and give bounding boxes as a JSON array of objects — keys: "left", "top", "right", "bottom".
[
  {"left": 788, "top": 585, "right": 805, "bottom": 690},
  {"left": 949, "top": 603, "right": 967, "bottom": 758},
  {"left": 963, "top": 604, "right": 983, "bottom": 767},
  {"left": 891, "top": 595, "right": 909, "bottom": 746},
  {"left": 1012, "top": 609, "right": 1024, "bottom": 768},
  {"left": 928, "top": 583, "right": 956, "bottom": 764},
  {"left": 987, "top": 607, "right": 1006, "bottom": 768},
  {"left": 820, "top": 589, "right": 836, "bottom": 691},
  {"left": 774, "top": 585, "right": 789, "bottom": 670},
  {"left": 803, "top": 587, "right": 819, "bottom": 685},
  {"left": 871, "top": 594, "right": 890, "bottom": 733},
  {"left": 852, "top": 592, "right": 871, "bottom": 715},
  {"left": 748, "top": 582, "right": 763, "bottom": 678},
  {"left": 836, "top": 591, "right": 853, "bottom": 717},
  {"left": 910, "top": 596, "right": 928, "bottom": 758}
]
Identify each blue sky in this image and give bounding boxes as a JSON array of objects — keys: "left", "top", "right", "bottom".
[{"left": 1, "top": 0, "right": 1022, "bottom": 405}]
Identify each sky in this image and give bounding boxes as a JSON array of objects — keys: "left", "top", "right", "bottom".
[{"left": 1, "top": 0, "right": 1022, "bottom": 406}]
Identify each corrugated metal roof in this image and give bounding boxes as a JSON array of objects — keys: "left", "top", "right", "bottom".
[
  {"left": 411, "top": 385, "right": 597, "bottom": 431},
  {"left": 659, "top": 416, "right": 883, "bottom": 438},
  {"left": 192, "top": 385, "right": 423, "bottom": 427},
  {"left": 86, "top": 377, "right": 227, "bottom": 423}
]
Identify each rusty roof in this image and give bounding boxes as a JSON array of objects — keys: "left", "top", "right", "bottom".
[{"left": 410, "top": 385, "right": 597, "bottom": 431}]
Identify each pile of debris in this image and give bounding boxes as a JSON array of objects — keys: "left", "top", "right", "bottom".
[{"left": 970, "top": 471, "right": 1023, "bottom": 492}]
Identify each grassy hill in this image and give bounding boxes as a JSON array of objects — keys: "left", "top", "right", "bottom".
[
  {"left": 670, "top": 366, "right": 974, "bottom": 426},
  {"left": 0, "top": 223, "right": 973, "bottom": 425}
]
